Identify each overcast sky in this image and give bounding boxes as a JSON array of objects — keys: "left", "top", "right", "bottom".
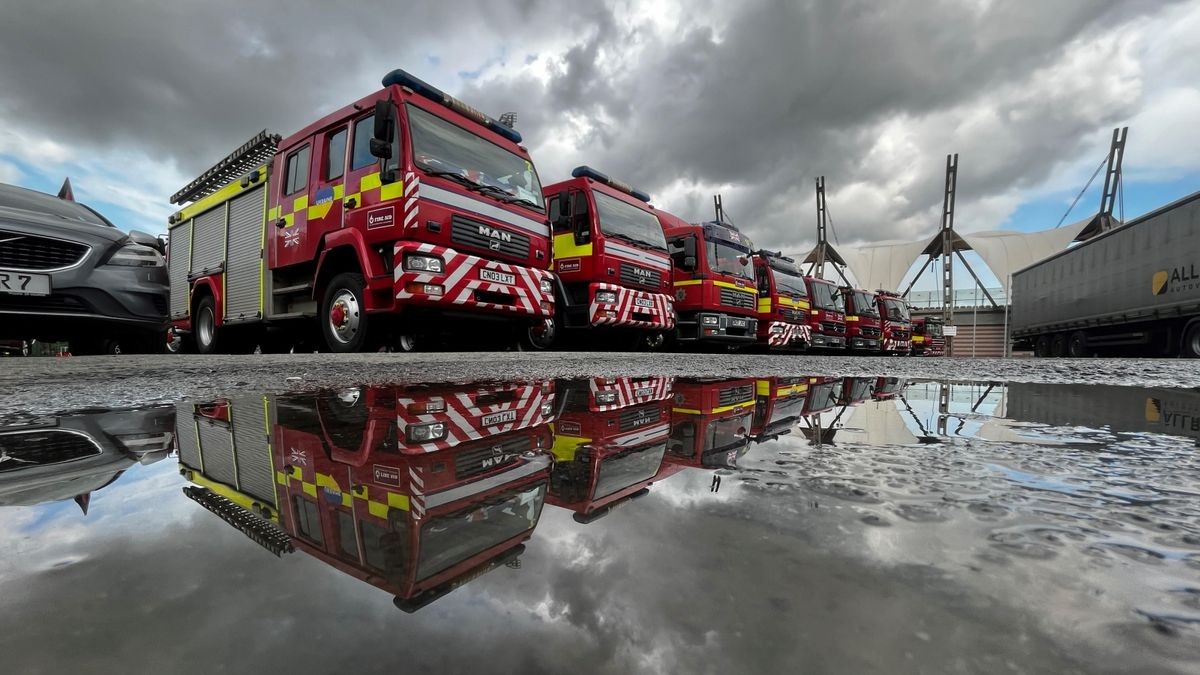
[{"left": 1, "top": 0, "right": 1197, "bottom": 260}]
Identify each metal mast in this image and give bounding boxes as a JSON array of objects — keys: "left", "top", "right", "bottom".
[
  {"left": 1097, "top": 127, "right": 1128, "bottom": 230},
  {"left": 814, "top": 176, "right": 828, "bottom": 278},
  {"left": 939, "top": 154, "right": 958, "bottom": 329}
]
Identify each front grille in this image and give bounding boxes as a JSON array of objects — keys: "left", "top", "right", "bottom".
[
  {"left": 860, "top": 327, "right": 881, "bottom": 338},
  {"left": 619, "top": 263, "right": 662, "bottom": 288},
  {"left": 719, "top": 286, "right": 754, "bottom": 309},
  {"left": 619, "top": 406, "right": 662, "bottom": 431},
  {"left": 454, "top": 435, "right": 533, "bottom": 480},
  {"left": 450, "top": 216, "right": 530, "bottom": 261},
  {"left": 821, "top": 321, "right": 846, "bottom": 334},
  {"left": 892, "top": 329, "right": 910, "bottom": 340},
  {"left": 0, "top": 294, "right": 88, "bottom": 313},
  {"left": 779, "top": 307, "right": 803, "bottom": 322},
  {"left": 0, "top": 231, "right": 89, "bottom": 270},
  {"left": 0, "top": 430, "right": 100, "bottom": 472},
  {"left": 717, "top": 384, "right": 754, "bottom": 407}
]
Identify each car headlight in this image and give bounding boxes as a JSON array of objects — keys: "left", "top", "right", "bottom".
[
  {"left": 540, "top": 278, "right": 554, "bottom": 295},
  {"left": 406, "top": 421, "right": 447, "bottom": 442},
  {"left": 595, "top": 290, "right": 618, "bottom": 304},
  {"left": 106, "top": 242, "right": 164, "bottom": 267},
  {"left": 404, "top": 255, "right": 444, "bottom": 273},
  {"left": 701, "top": 315, "right": 719, "bottom": 326},
  {"left": 595, "top": 391, "right": 618, "bottom": 404}
]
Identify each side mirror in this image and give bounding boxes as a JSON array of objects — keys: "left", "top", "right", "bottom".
[
  {"left": 682, "top": 237, "right": 696, "bottom": 259},
  {"left": 370, "top": 100, "right": 394, "bottom": 159}
]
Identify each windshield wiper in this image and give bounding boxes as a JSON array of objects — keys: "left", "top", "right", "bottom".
[
  {"left": 466, "top": 183, "right": 543, "bottom": 211},
  {"left": 424, "top": 169, "right": 475, "bottom": 188},
  {"left": 607, "top": 231, "right": 665, "bottom": 252}
]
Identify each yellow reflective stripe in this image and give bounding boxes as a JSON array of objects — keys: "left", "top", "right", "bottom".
[
  {"left": 184, "top": 470, "right": 281, "bottom": 523},
  {"left": 756, "top": 380, "right": 770, "bottom": 396},
  {"left": 380, "top": 180, "right": 404, "bottom": 202},
  {"left": 307, "top": 202, "right": 334, "bottom": 220},
  {"left": 711, "top": 280, "right": 754, "bottom": 295},
  {"left": 360, "top": 172, "right": 383, "bottom": 192},
  {"left": 302, "top": 482, "right": 317, "bottom": 497},
  {"left": 912, "top": 335, "right": 925, "bottom": 343},
  {"left": 268, "top": 206, "right": 281, "bottom": 220},
  {"left": 757, "top": 298, "right": 772, "bottom": 313},
  {"left": 673, "top": 280, "right": 703, "bottom": 287},
  {"left": 777, "top": 296, "right": 808, "bottom": 309},
  {"left": 847, "top": 315, "right": 860, "bottom": 322},
  {"left": 711, "top": 401, "right": 753, "bottom": 414},
  {"left": 367, "top": 500, "right": 389, "bottom": 518},
  {"left": 333, "top": 184, "right": 345, "bottom": 199},
  {"left": 292, "top": 195, "right": 308, "bottom": 213},
  {"left": 553, "top": 232, "right": 593, "bottom": 260},
  {"left": 776, "top": 383, "right": 808, "bottom": 397},
  {"left": 672, "top": 407, "right": 702, "bottom": 415},
  {"left": 387, "top": 492, "right": 410, "bottom": 510}
]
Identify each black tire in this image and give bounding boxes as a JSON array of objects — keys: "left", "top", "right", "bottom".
[
  {"left": 1067, "top": 331, "right": 1088, "bottom": 358},
  {"left": 393, "top": 332, "right": 419, "bottom": 353},
  {"left": 1181, "top": 323, "right": 1200, "bottom": 358},
  {"left": 1034, "top": 335, "right": 1050, "bottom": 358},
  {"left": 71, "top": 337, "right": 121, "bottom": 356},
  {"left": 320, "top": 272, "right": 373, "bottom": 353},
  {"left": 1050, "top": 333, "right": 1066, "bottom": 358},
  {"left": 520, "top": 317, "right": 557, "bottom": 351},
  {"left": 193, "top": 295, "right": 221, "bottom": 354}
]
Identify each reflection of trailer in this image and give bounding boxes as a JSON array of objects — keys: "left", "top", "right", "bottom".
[
  {"left": 548, "top": 376, "right": 677, "bottom": 523},
  {"left": 1006, "top": 382, "right": 1200, "bottom": 442},
  {"left": 667, "top": 379, "right": 756, "bottom": 469},
  {"left": 176, "top": 383, "right": 554, "bottom": 612}
]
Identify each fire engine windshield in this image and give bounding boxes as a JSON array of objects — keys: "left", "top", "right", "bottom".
[
  {"left": 810, "top": 282, "right": 842, "bottom": 312},
  {"left": 705, "top": 413, "right": 752, "bottom": 453},
  {"left": 416, "top": 483, "right": 545, "bottom": 582},
  {"left": 707, "top": 240, "right": 752, "bottom": 279},
  {"left": 770, "top": 267, "right": 808, "bottom": 298},
  {"left": 851, "top": 290, "right": 879, "bottom": 317},
  {"left": 927, "top": 321, "right": 943, "bottom": 337},
  {"left": 594, "top": 443, "right": 667, "bottom": 499},
  {"left": 882, "top": 298, "right": 910, "bottom": 321},
  {"left": 407, "top": 104, "right": 545, "bottom": 210},
  {"left": 593, "top": 190, "right": 668, "bottom": 251}
]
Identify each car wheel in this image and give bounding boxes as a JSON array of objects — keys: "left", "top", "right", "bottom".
[
  {"left": 321, "top": 272, "right": 373, "bottom": 353},
  {"left": 194, "top": 296, "right": 221, "bottom": 354}
]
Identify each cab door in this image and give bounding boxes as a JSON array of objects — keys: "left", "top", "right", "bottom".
[
  {"left": 343, "top": 107, "right": 404, "bottom": 239},
  {"left": 271, "top": 139, "right": 314, "bottom": 268},
  {"left": 305, "top": 122, "right": 350, "bottom": 255}
]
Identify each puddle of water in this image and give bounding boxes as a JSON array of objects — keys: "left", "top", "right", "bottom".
[{"left": 1, "top": 376, "right": 1199, "bottom": 673}]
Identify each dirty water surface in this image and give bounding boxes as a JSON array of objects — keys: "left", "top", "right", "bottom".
[{"left": 1, "top": 374, "right": 1198, "bottom": 674}]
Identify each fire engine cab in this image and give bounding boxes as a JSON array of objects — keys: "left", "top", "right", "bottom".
[
  {"left": 838, "top": 286, "right": 882, "bottom": 352},
  {"left": 911, "top": 316, "right": 946, "bottom": 356},
  {"left": 660, "top": 212, "right": 758, "bottom": 347},
  {"left": 667, "top": 379, "right": 756, "bottom": 470},
  {"left": 749, "top": 377, "right": 809, "bottom": 443},
  {"left": 166, "top": 68, "right": 554, "bottom": 353},
  {"left": 803, "top": 276, "right": 847, "bottom": 350},
  {"left": 536, "top": 167, "right": 675, "bottom": 349},
  {"left": 751, "top": 250, "right": 811, "bottom": 351},
  {"left": 877, "top": 290, "right": 913, "bottom": 354}
]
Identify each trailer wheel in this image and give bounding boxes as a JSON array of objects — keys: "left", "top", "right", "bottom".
[
  {"left": 1050, "top": 333, "right": 1066, "bottom": 357},
  {"left": 194, "top": 296, "right": 221, "bottom": 354},
  {"left": 321, "top": 273, "right": 374, "bottom": 353},
  {"left": 1181, "top": 323, "right": 1200, "bottom": 358},
  {"left": 1067, "top": 331, "right": 1089, "bottom": 358},
  {"left": 1034, "top": 335, "right": 1050, "bottom": 358}
]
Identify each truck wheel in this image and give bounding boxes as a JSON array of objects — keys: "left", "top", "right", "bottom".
[
  {"left": 194, "top": 296, "right": 221, "bottom": 354},
  {"left": 1181, "top": 323, "right": 1200, "bottom": 358},
  {"left": 1034, "top": 335, "right": 1050, "bottom": 358},
  {"left": 393, "top": 333, "right": 419, "bottom": 353},
  {"left": 1050, "top": 333, "right": 1066, "bottom": 357},
  {"left": 520, "top": 318, "right": 556, "bottom": 351},
  {"left": 1067, "top": 331, "right": 1088, "bottom": 358},
  {"left": 321, "top": 273, "right": 373, "bottom": 353}
]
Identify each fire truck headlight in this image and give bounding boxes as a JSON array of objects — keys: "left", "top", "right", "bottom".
[
  {"left": 595, "top": 290, "right": 618, "bottom": 304},
  {"left": 406, "top": 422, "right": 447, "bottom": 442},
  {"left": 701, "top": 315, "right": 719, "bottom": 326},
  {"left": 539, "top": 278, "right": 554, "bottom": 295},
  {"left": 404, "top": 254, "right": 444, "bottom": 273},
  {"left": 540, "top": 401, "right": 554, "bottom": 417},
  {"left": 770, "top": 324, "right": 785, "bottom": 334},
  {"left": 595, "top": 391, "right": 618, "bottom": 405},
  {"left": 407, "top": 399, "right": 446, "bottom": 414}
]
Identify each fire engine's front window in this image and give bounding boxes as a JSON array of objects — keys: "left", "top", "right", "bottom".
[
  {"left": 705, "top": 413, "right": 751, "bottom": 453},
  {"left": 928, "top": 322, "right": 943, "bottom": 337},
  {"left": 852, "top": 290, "right": 879, "bottom": 317},
  {"left": 883, "top": 298, "right": 910, "bottom": 320},
  {"left": 707, "top": 240, "right": 752, "bottom": 279},
  {"left": 416, "top": 483, "right": 546, "bottom": 581},
  {"left": 593, "top": 190, "right": 667, "bottom": 251},
  {"left": 407, "top": 104, "right": 544, "bottom": 211},
  {"left": 810, "top": 282, "right": 840, "bottom": 311},
  {"left": 771, "top": 268, "right": 808, "bottom": 298},
  {"left": 594, "top": 443, "right": 667, "bottom": 499}
]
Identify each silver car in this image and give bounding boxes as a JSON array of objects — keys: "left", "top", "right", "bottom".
[{"left": 0, "top": 183, "right": 168, "bottom": 354}]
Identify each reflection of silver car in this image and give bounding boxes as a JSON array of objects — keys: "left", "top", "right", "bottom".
[
  {"left": 0, "top": 183, "right": 168, "bottom": 354},
  {"left": 0, "top": 406, "right": 175, "bottom": 511}
]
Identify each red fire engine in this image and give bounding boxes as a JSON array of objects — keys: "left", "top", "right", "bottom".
[
  {"left": 547, "top": 376, "right": 679, "bottom": 523},
  {"left": 876, "top": 290, "right": 913, "bottom": 354},
  {"left": 911, "top": 316, "right": 946, "bottom": 356},
  {"left": 659, "top": 212, "right": 758, "bottom": 347},
  {"left": 803, "top": 276, "right": 847, "bottom": 350},
  {"left": 666, "top": 378, "right": 756, "bottom": 469},
  {"left": 176, "top": 381, "right": 554, "bottom": 612},
  {"left": 535, "top": 167, "right": 675, "bottom": 349},
  {"left": 838, "top": 285, "right": 883, "bottom": 352},
  {"left": 749, "top": 377, "right": 809, "bottom": 443},
  {"left": 871, "top": 377, "right": 906, "bottom": 401},
  {"left": 166, "top": 68, "right": 554, "bottom": 353},
  {"left": 751, "top": 251, "right": 811, "bottom": 351}
]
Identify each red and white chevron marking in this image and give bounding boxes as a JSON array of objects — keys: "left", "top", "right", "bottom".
[
  {"left": 883, "top": 338, "right": 912, "bottom": 353},
  {"left": 409, "top": 465, "right": 426, "bottom": 522},
  {"left": 396, "top": 383, "right": 554, "bottom": 454},
  {"left": 765, "top": 321, "right": 811, "bottom": 347},
  {"left": 588, "top": 283, "right": 674, "bottom": 329},
  {"left": 395, "top": 242, "right": 554, "bottom": 318},
  {"left": 607, "top": 420, "right": 671, "bottom": 448},
  {"left": 588, "top": 376, "right": 675, "bottom": 412},
  {"left": 404, "top": 171, "right": 420, "bottom": 231}
]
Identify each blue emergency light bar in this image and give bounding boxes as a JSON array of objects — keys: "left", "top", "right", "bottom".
[
  {"left": 382, "top": 68, "right": 523, "bottom": 144},
  {"left": 571, "top": 165, "right": 651, "bottom": 203}
]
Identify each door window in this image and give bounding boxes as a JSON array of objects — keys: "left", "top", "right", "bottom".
[
  {"left": 284, "top": 145, "right": 310, "bottom": 195},
  {"left": 325, "top": 129, "right": 347, "bottom": 180}
]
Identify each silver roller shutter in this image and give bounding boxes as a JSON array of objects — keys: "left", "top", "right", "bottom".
[
  {"left": 224, "top": 187, "right": 265, "bottom": 322},
  {"left": 190, "top": 206, "right": 226, "bottom": 274},
  {"left": 197, "top": 418, "right": 236, "bottom": 487},
  {"left": 176, "top": 404, "right": 202, "bottom": 470},
  {"left": 230, "top": 395, "right": 276, "bottom": 508},
  {"left": 168, "top": 222, "right": 192, "bottom": 318}
]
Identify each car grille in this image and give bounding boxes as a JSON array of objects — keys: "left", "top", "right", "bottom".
[
  {"left": 0, "top": 294, "right": 88, "bottom": 313},
  {"left": 821, "top": 321, "right": 846, "bottom": 334},
  {"left": 454, "top": 435, "right": 532, "bottom": 480},
  {"left": 719, "top": 287, "right": 754, "bottom": 309},
  {"left": 717, "top": 384, "right": 754, "bottom": 407},
  {"left": 0, "top": 430, "right": 100, "bottom": 472},
  {"left": 619, "top": 263, "right": 661, "bottom": 288},
  {"left": 450, "top": 216, "right": 530, "bottom": 261},
  {"left": 860, "top": 326, "right": 881, "bottom": 338},
  {"left": 0, "top": 231, "right": 89, "bottom": 271},
  {"left": 619, "top": 406, "right": 662, "bottom": 431}
]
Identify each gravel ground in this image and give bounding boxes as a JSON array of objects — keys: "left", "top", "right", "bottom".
[{"left": 3, "top": 352, "right": 1199, "bottom": 418}]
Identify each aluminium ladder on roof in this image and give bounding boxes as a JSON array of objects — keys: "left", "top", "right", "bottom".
[{"left": 170, "top": 129, "right": 281, "bottom": 205}]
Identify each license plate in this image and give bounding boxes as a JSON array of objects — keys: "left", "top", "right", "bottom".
[
  {"left": 0, "top": 270, "right": 50, "bottom": 296},
  {"left": 634, "top": 297, "right": 654, "bottom": 309},
  {"left": 479, "top": 269, "right": 515, "bottom": 285},
  {"left": 634, "top": 386, "right": 656, "bottom": 397},
  {"left": 730, "top": 318, "right": 747, "bottom": 327},
  {"left": 481, "top": 409, "right": 518, "bottom": 426}
]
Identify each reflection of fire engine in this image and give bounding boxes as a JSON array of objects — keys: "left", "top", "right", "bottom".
[
  {"left": 872, "top": 377, "right": 906, "bottom": 401},
  {"left": 667, "top": 379, "right": 756, "bottom": 469},
  {"left": 838, "top": 376, "right": 876, "bottom": 406},
  {"left": 548, "top": 376, "right": 678, "bottom": 523},
  {"left": 175, "top": 381, "right": 554, "bottom": 612},
  {"left": 749, "top": 377, "right": 809, "bottom": 443}
]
